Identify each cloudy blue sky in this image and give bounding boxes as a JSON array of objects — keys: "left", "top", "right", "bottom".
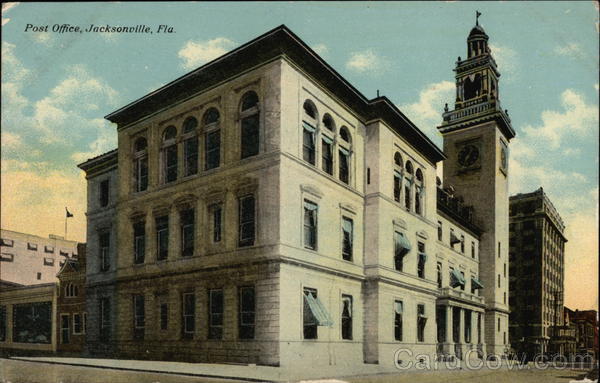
[{"left": 1, "top": 2, "right": 598, "bottom": 309}]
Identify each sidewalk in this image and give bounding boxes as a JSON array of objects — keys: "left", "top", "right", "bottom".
[{"left": 7, "top": 356, "right": 538, "bottom": 382}]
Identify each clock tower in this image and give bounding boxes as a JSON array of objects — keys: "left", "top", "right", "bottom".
[{"left": 437, "top": 16, "right": 515, "bottom": 356}]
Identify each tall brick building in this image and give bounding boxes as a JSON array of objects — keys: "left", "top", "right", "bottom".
[
  {"left": 508, "top": 187, "right": 567, "bottom": 355},
  {"left": 78, "top": 22, "right": 513, "bottom": 367}
]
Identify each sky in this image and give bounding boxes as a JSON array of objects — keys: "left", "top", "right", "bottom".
[{"left": 1, "top": 2, "right": 598, "bottom": 310}]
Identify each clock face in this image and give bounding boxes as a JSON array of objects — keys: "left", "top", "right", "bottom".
[{"left": 458, "top": 144, "right": 479, "bottom": 167}]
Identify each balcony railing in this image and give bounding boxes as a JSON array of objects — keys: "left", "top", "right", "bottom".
[
  {"left": 439, "top": 287, "right": 485, "bottom": 305},
  {"left": 442, "top": 99, "right": 509, "bottom": 124}
]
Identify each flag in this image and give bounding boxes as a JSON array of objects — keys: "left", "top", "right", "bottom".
[{"left": 66, "top": 207, "right": 73, "bottom": 218}]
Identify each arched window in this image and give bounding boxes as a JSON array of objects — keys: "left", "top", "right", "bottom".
[
  {"left": 182, "top": 117, "right": 198, "bottom": 177},
  {"left": 203, "top": 108, "right": 221, "bottom": 170},
  {"left": 394, "top": 152, "right": 403, "bottom": 202},
  {"left": 302, "top": 100, "right": 318, "bottom": 165},
  {"left": 133, "top": 137, "right": 148, "bottom": 192},
  {"left": 240, "top": 91, "right": 259, "bottom": 159},
  {"left": 322, "top": 114, "right": 335, "bottom": 132},
  {"left": 338, "top": 126, "right": 352, "bottom": 184},
  {"left": 415, "top": 168, "right": 424, "bottom": 216},
  {"left": 162, "top": 126, "right": 178, "bottom": 183},
  {"left": 404, "top": 161, "right": 413, "bottom": 210},
  {"left": 321, "top": 114, "right": 335, "bottom": 175}
]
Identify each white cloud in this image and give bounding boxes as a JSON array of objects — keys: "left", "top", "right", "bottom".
[
  {"left": 32, "top": 32, "right": 53, "bottom": 46},
  {"left": 0, "top": 160, "right": 87, "bottom": 242},
  {"left": 346, "top": 50, "right": 387, "bottom": 73},
  {"left": 554, "top": 42, "right": 583, "bottom": 56},
  {"left": 489, "top": 43, "right": 518, "bottom": 79},
  {"left": 563, "top": 147, "right": 581, "bottom": 157},
  {"left": 2, "top": 42, "right": 31, "bottom": 83},
  {"left": 594, "top": 83, "right": 599, "bottom": 91},
  {"left": 1, "top": 131, "right": 22, "bottom": 149},
  {"left": 398, "top": 81, "right": 454, "bottom": 141},
  {"left": 178, "top": 37, "right": 236, "bottom": 70},
  {"left": 311, "top": 43, "right": 328, "bottom": 56},
  {"left": 1, "top": 2, "right": 19, "bottom": 26},
  {"left": 522, "top": 89, "right": 598, "bottom": 149}
]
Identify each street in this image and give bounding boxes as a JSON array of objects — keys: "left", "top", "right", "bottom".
[{"left": 0, "top": 358, "right": 595, "bottom": 383}]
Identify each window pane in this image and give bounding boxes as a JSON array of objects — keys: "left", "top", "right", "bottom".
[
  {"left": 165, "top": 146, "right": 178, "bottom": 183},
  {"left": 241, "top": 115, "right": 259, "bottom": 158},
  {"left": 239, "top": 196, "right": 255, "bottom": 246},
  {"left": 322, "top": 140, "right": 333, "bottom": 175},
  {"left": 303, "top": 129, "right": 315, "bottom": 165},
  {"left": 339, "top": 151, "right": 349, "bottom": 184},
  {"left": 184, "top": 138, "right": 198, "bottom": 176},
  {"left": 342, "top": 217, "right": 353, "bottom": 261},
  {"left": 205, "top": 130, "right": 221, "bottom": 170}
]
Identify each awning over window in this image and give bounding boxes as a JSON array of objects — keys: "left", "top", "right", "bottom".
[
  {"left": 394, "top": 170, "right": 403, "bottom": 178},
  {"left": 322, "top": 134, "right": 333, "bottom": 145},
  {"left": 339, "top": 146, "right": 350, "bottom": 156},
  {"left": 471, "top": 277, "right": 484, "bottom": 290},
  {"left": 303, "top": 121, "right": 316, "bottom": 133},
  {"left": 304, "top": 293, "right": 333, "bottom": 327},
  {"left": 394, "top": 301, "right": 403, "bottom": 314},
  {"left": 418, "top": 252, "right": 428, "bottom": 262},
  {"left": 450, "top": 232, "right": 461, "bottom": 245},
  {"left": 304, "top": 200, "right": 318, "bottom": 211},
  {"left": 450, "top": 269, "right": 466, "bottom": 288},
  {"left": 394, "top": 231, "right": 412, "bottom": 257}
]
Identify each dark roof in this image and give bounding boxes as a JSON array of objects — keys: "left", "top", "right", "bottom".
[
  {"left": 77, "top": 148, "right": 118, "bottom": 172},
  {"left": 468, "top": 24, "right": 488, "bottom": 39},
  {"left": 105, "top": 25, "right": 445, "bottom": 164}
]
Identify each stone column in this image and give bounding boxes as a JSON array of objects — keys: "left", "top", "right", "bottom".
[
  {"left": 169, "top": 205, "right": 181, "bottom": 259},
  {"left": 224, "top": 188, "right": 238, "bottom": 251},
  {"left": 443, "top": 305, "right": 454, "bottom": 357},
  {"left": 456, "top": 307, "right": 464, "bottom": 359},
  {"left": 196, "top": 198, "right": 206, "bottom": 256},
  {"left": 148, "top": 211, "right": 157, "bottom": 262}
]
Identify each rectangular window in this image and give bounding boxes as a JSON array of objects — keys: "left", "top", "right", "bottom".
[
  {"left": 60, "top": 314, "right": 70, "bottom": 344},
  {"left": 404, "top": 184, "right": 411, "bottom": 210},
  {"left": 303, "top": 200, "right": 318, "bottom": 250},
  {"left": 73, "top": 313, "right": 82, "bottom": 335},
  {"left": 182, "top": 293, "right": 195, "bottom": 338},
  {"left": 135, "top": 157, "right": 148, "bottom": 192},
  {"left": 497, "top": 317, "right": 501, "bottom": 332},
  {"left": 477, "top": 313, "right": 481, "bottom": 344},
  {"left": 321, "top": 139, "right": 333, "bottom": 175},
  {"left": 471, "top": 241, "right": 476, "bottom": 258},
  {"left": 0, "top": 306, "right": 6, "bottom": 342},
  {"left": 241, "top": 115, "right": 259, "bottom": 159},
  {"left": 184, "top": 137, "right": 199, "bottom": 176},
  {"left": 303, "top": 127, "right": 315, "bottom": 165},
  {"left": 239, "top": 287, "right": 255, "bottom": 340},
  {"left": 341, "top": 295, "right": 353, "bottom": 340},
  {"left": 394, "top": 301, "right": 403, "bottom": 341},
  {"left": 28, "top": 242, "right": 38, "bottom": 251},
  {"left": 99, "top": 232, "right": 110, "bottom": 272},
  {"left": 303, "top": 288, "right": 318, "bottom": 339},
  {"left": 0, "top": 253, "right": 14, "bottom": 262},
  {"left": 160, "top": 303, "right": 168, "bottom": 330},
  {"left": 437, "top": 262, "right": 442, "bottom": 288},
  {"left": 341, "top": 217, "right": 353, "bottom": 261},
  {"left": 181, "top": 209, "right": 195, "bottom": 257},
  {"left": 205, "top": 130, "right": 221, "bottom": 170},
  {"left": 133, "top": 221, "right": 145, "bottom": 264},
  {"left": 164, "top": 145, "right": 178, "bottom": 183},
  {"left": 394, "top": 231, "right": 409, "bottom": 272},
  {"left": 208, "top": 289, "right": 224, "bottom": 340},
  {"left": 156, "top": 216, "right": 169, "bottom": 261},
  {"left": 239, "top": 195, "right": 256, "bottom": 247},
  {"left": 498, "top": 241, "right": 501, "bottom": 258},
  {"left": 45, "top": 245, "right": 54, "bottom": 253},
  {"left": 460, "top": 271, "right": 465, "bottom": 291},
  {"left": 133, "top": 295, "right": 145, "bottom": 340},
  {"left": 100, "top": 179, "right": 109, "bottom": 207},
  {"left": 0, "top": 238, "right": 14, "bottom": 247},
  {"left": 37, "top": 272, "right": 41, "bottom": 280},
  {"left": 417, "top": 304, "right": 427, "bottom": 342},
  {"left": 99, "top": 297, "right": 110, "bottom": 341},
  {"left": 213, "top": 205, "right": 222, "bottom": 243},
  {"left": 43, "top": 257, "right": 54, "bottom": 266},
  {"left": 415, "top": 188, "right": 422, "bottom": 215},
  {"left": 394, "top": 175, "right": 401, "bottom": 202},
  {"left": 417, "top": 242, "right": 426, "bottom": 279},
  {"left": 339, "top": 149, "right": 349, "bottom": 184},
  {"left": 460, "top": 235, "right": 465, "bottom": 253},
  {"left": 498, "top": 274, "right": 501, "bottom": 288},
  {"left": 464, "top": 310, "right": 472, "bottom": 343}
]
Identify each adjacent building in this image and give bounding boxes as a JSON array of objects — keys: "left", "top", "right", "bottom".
[
  {"left": 508, "top": 187, "right": 567, "bottom": 355},
  {"left": 569, "top": 309, "right": 598, "bottom": 358},
  {"left": 0, "top": 229, "right": 79, "bottom": 287},
  {"left": 77, "top": 22, "right": 513, "bottom": 367}
]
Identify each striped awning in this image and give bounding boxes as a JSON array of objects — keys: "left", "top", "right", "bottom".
[
  {"left": 304, "top": 293, "right": 333, "bottom": 327},
  {"left": 450, "top": 269, "right": 466, "bottom": 288},
  {"left": 471, "top": 277, "right": 484, "bottom": 290}
]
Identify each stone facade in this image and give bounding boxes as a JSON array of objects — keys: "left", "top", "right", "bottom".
[{"left": 77, "top": 23, "right": 513, "bottom": 367}]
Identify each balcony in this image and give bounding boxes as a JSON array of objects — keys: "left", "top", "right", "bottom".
[
  {"left": 442, "top": 98, "right": 509, "bottom": 124},
  {"left": 439, "top": 287, "right": 485, "bottom": 306},
  {"left": 437, "top": 187, "right": 482, "bottom": 235}
]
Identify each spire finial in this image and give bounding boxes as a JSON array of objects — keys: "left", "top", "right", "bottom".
[{"left": 476, "top": 10, "right": 482, "bottom": 26}]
